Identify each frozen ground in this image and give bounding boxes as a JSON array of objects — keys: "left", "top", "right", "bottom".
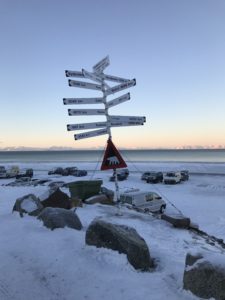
[{"left": 0, "top": 162, "right": 225, "bottom": 300}]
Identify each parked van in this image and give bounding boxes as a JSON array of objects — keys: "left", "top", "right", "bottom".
[
  {"left": 6, "top": 166, "right": 20, "bottom": 178},
  {"left": 163, "top": 171, "right": 181, "bottom": 184},
  {"left": 120, "top": 190, "right": 166, "bottom": 213},
  {"left": 0, "top": 166, "right": 6, "bottom": 179}
]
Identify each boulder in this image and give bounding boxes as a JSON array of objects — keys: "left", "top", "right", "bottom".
[
  {"left": 40, "top": 188, "right": 71, "bottom": 209},
  {"left": 85, "top": 219, "right": 153, "bottom": 271},
  {"left": 84, "top": 194, "right": 114, "bottom": 205},
  {"left": 12, "top": 194, "right": 43, "bottom": 217},
  {"left": 100, "top": 186, "right": 114, "bottom": 201},
  {"left": 37, "top": 207, "right": 82, "bottom": 231},
  {"left": 161, "top": 213, "right": 190, "bottom": 228},
  {"left": 183, "top": 252, "right": 225, "bottom": 299}
]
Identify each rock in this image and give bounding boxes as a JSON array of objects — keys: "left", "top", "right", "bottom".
[
  {"left": 84, "top": 194, "right": 114, "bottom": 205},
  {"left": 38, "top": 207, "right": 82, "bottom": 231},
  {"left": 12, "top": 194, "right": 43, "bottom": 217},
  {"left": 40, "top": 188, "right": 71, "bottom": 209},
  {"left": 48, "top": 181, "right": 65, "bottom": 190},
  {"left": 85, "top": 219, "right": 153, "bottom": 271},
  {"left": 161, "top": 213, "right": 190, "bottom": 228},
  {"left": 100, "top": 186, "right": 114, "bottom": 201},
  {"left": 183, "top": 252, "right": 225, "bottom": 299}
]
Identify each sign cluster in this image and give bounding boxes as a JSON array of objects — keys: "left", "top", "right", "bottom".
[{"left": 63, "top": 56, "right": 146, "bottom": 140}]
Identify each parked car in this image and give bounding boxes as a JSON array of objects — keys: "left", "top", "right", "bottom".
[
  {"left": 48, "top": 167, "right": 65, "bottom": 175},
  {"left": 16, "top": 168, "right": 33, "bottom": 179},
  {"left": 180, "top": 170, "right": 189, "bottom": 181},
  {"left": 110, "top": 168, "right": 129, "bottom": 182},
  {"left": 121, "top": 168, "right": 129, "bottom": 177},
  {"left": 0, "top": 166, "right": 6, "bottom": 179},
  {"left": 63, "top": 167, "right": 78, "bottom": 176},
  {"left": 74, "top": 169, "right": 88, "bottom": 177},
  {"left": 163, "top": 171, "right": 181, "bottom": 184},
  {"left": 120, "top": 190, "right": 166, "bottom": 213},
  {"left": 141, "top": 172, "right": 152, "bottom": 181},
  {"left": 146, "top": 172, "right": 163, "bottom": 184}
]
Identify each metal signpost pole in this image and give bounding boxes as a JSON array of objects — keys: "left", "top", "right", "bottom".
[
  {"left": 101, "top": 77, "right": 121, "bottom": 214},
  {"left": 64, "top": 56, "right": 146, "bottom": 216}
]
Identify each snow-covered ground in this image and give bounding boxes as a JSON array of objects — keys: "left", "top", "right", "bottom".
[{"left": 0, "top": 162, "right": 225, "bottom": 300}]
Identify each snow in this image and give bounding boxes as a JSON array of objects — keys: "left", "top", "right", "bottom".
[
  {"left": 0, "top": 162, "right": 225, "bottom": 300},
  {"left": 20, "top": 197, "right": 38, "bottom": 212}
]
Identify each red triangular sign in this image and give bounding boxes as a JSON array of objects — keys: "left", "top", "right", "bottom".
[{"left": 101, "top": 139, "right": 127, "bottom": 170}]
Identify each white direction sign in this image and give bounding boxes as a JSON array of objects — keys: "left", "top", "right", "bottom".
[
  {"left": 110, "top": 121, "right": 144, "bottom": 127},
  {"left": 63, "top": 97, "right": 104, "bottom": 105},
  {"left": 101, "top": 74, "right": 129, "bottom": 83},
  {"left": 82, "top": 69, "right": 102, "bottom": 83},
  {"left": 68, "top": 109, "right": 106, "bottom": 116},
  {"left": 107, "top": 93, "right": 130, "bottom": 108},
  {"left": 93, "top": 56, "right": 110, "bottom": 74},
  {"left": 65, "top": 70, "right": 84, "bottom": 78},
  {"left": 69, "top": 80, "right": 102, "bottom": 91},
  {"left": 105, "top": 79, "right": 136, "bottom": 96},
  {"left": 75, "top": 128, "right": 108, "bottom": 140},
  {"left": 109, "top": 115, "right": 146, "bottom": 123},
  {"left": 67, "top": 121, "right": 107, "bottom": 131}
]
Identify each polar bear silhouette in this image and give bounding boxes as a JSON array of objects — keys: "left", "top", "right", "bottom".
[{"left": 107, "top": 156, "right": 120, "bottom": 165}]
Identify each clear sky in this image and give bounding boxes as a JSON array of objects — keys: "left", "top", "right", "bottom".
[{"left": 0, "top": 0, "right": 224, "bottom": 149}]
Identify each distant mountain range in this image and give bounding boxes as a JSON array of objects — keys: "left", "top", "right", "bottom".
[{"left": 0, "top": 146, "right": 225, "bottom": 151}]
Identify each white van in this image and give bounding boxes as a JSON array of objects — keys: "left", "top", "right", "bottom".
[
  {"left": 163, "top": 171, "right": 181, "bottom": 184},
  {"left": 120, "top": 190, "right": 166, "bottom": 213}
]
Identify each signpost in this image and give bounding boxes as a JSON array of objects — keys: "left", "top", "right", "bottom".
[
  {"left": 67, "top": 121, "right": 107, "bottom": 131},
  {"left": 74, "top": 128, "right": 108, "bottom": 140},
  {"left": 68, "top": 79, "right": 102, "bottom": 90},
  {"left": 68, "top": 109, "right": 105, "bottom": 116},
  {"left": 65, "top": 70, "right": 84, "bottom": 78},
  {"left": 109, "top": 115, "right": 146, "bottom": 123},
  {"left": 105, "top": 79, "right": 136, "bottom": 96},
  {"left": 82, "top": 69, "right": 103, "bottom": 83},
  {"left": 100, "top": 73, "right": 129, "bottom": 83},
  {"left": 63, "top": 56, "right": 146, "bottom": 214},
  {"left": 93, "top": 55, "right": 110, "bottom": 74},
  {"left": 107, "top": 93, "right": 130, "bottom": 108},
  {"left": 63, "top": 97, "right": 104, "bottom": 105}
]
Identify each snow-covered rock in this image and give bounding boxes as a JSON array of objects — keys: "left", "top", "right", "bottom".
[
  {"left": 12, "top": 194, "right": 43, "bottom": 217},
  {"left": 183, "top": 251, "right": 225, "bottom": 299},
  {"left": 85, "top": 218, "right": 153, "bottom": 271},
  {"left": 37, "top": 207, "right": 82, "bottom": 231}
]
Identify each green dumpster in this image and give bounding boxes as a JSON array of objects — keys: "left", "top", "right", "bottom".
[{"left": 67, "top": 180, "right": 103, "bottom": 201}]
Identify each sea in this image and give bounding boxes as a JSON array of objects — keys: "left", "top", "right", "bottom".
[{"left": 0, "top": 149, "right": 225, "bottom": 163}]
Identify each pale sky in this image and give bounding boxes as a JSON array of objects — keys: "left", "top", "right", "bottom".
[{"left": 0, "top": 0, "right": 224, "bottom": 149}]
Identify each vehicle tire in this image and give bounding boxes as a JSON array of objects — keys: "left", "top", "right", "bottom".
[{"left": 160, "top": 205, "right": 166, "bottom": 213}]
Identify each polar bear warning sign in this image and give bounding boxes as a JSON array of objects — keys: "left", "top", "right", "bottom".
[{"left": 101, "top": 139, "right": 127, "bottom": 170}]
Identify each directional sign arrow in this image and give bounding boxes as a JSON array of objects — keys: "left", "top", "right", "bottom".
[
  {"left": 82, "top": 69, "right": 110, "bottom": 89},
  {"left": 101, "top": 74, "right": 129, "bottom": 83},
  {"left": 75, "top": 128, "right": 108, "bottom": 140},
  {"left": 68, "top": 109, "right": 106, "bottom": 116},
  {"left": 110, "top": 121, "right": 144, "bottom": 127},
  {"left": 109, "top": 115, "right": 146, "bottom": 123},
  {"left": 63, "top": 97, "right": 104, "bottom": 105},
  {"left": 107, "top": 93, "right": 130, "bottom": 108},
  {"left": 105, "top": 79, "right": 136, "bottom": 96},
  {"left": 93, "top": 56, "right": 110, "bottom": 74},
  {"left": 68, "top": 80, "right": 102, "bottom": 91},
  {"left": 82, "top": 69, "right": 102, "bottom": 83},
  {"left": 67, "top": 121, "right": 107, "bottom": 131},
  {"left": 65, "top": 70, "right": 84, "bottom": 78}
]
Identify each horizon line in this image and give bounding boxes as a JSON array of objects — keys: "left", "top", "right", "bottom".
[{"left": 1, "top": 147, "right": 225, "bottom": 151}]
